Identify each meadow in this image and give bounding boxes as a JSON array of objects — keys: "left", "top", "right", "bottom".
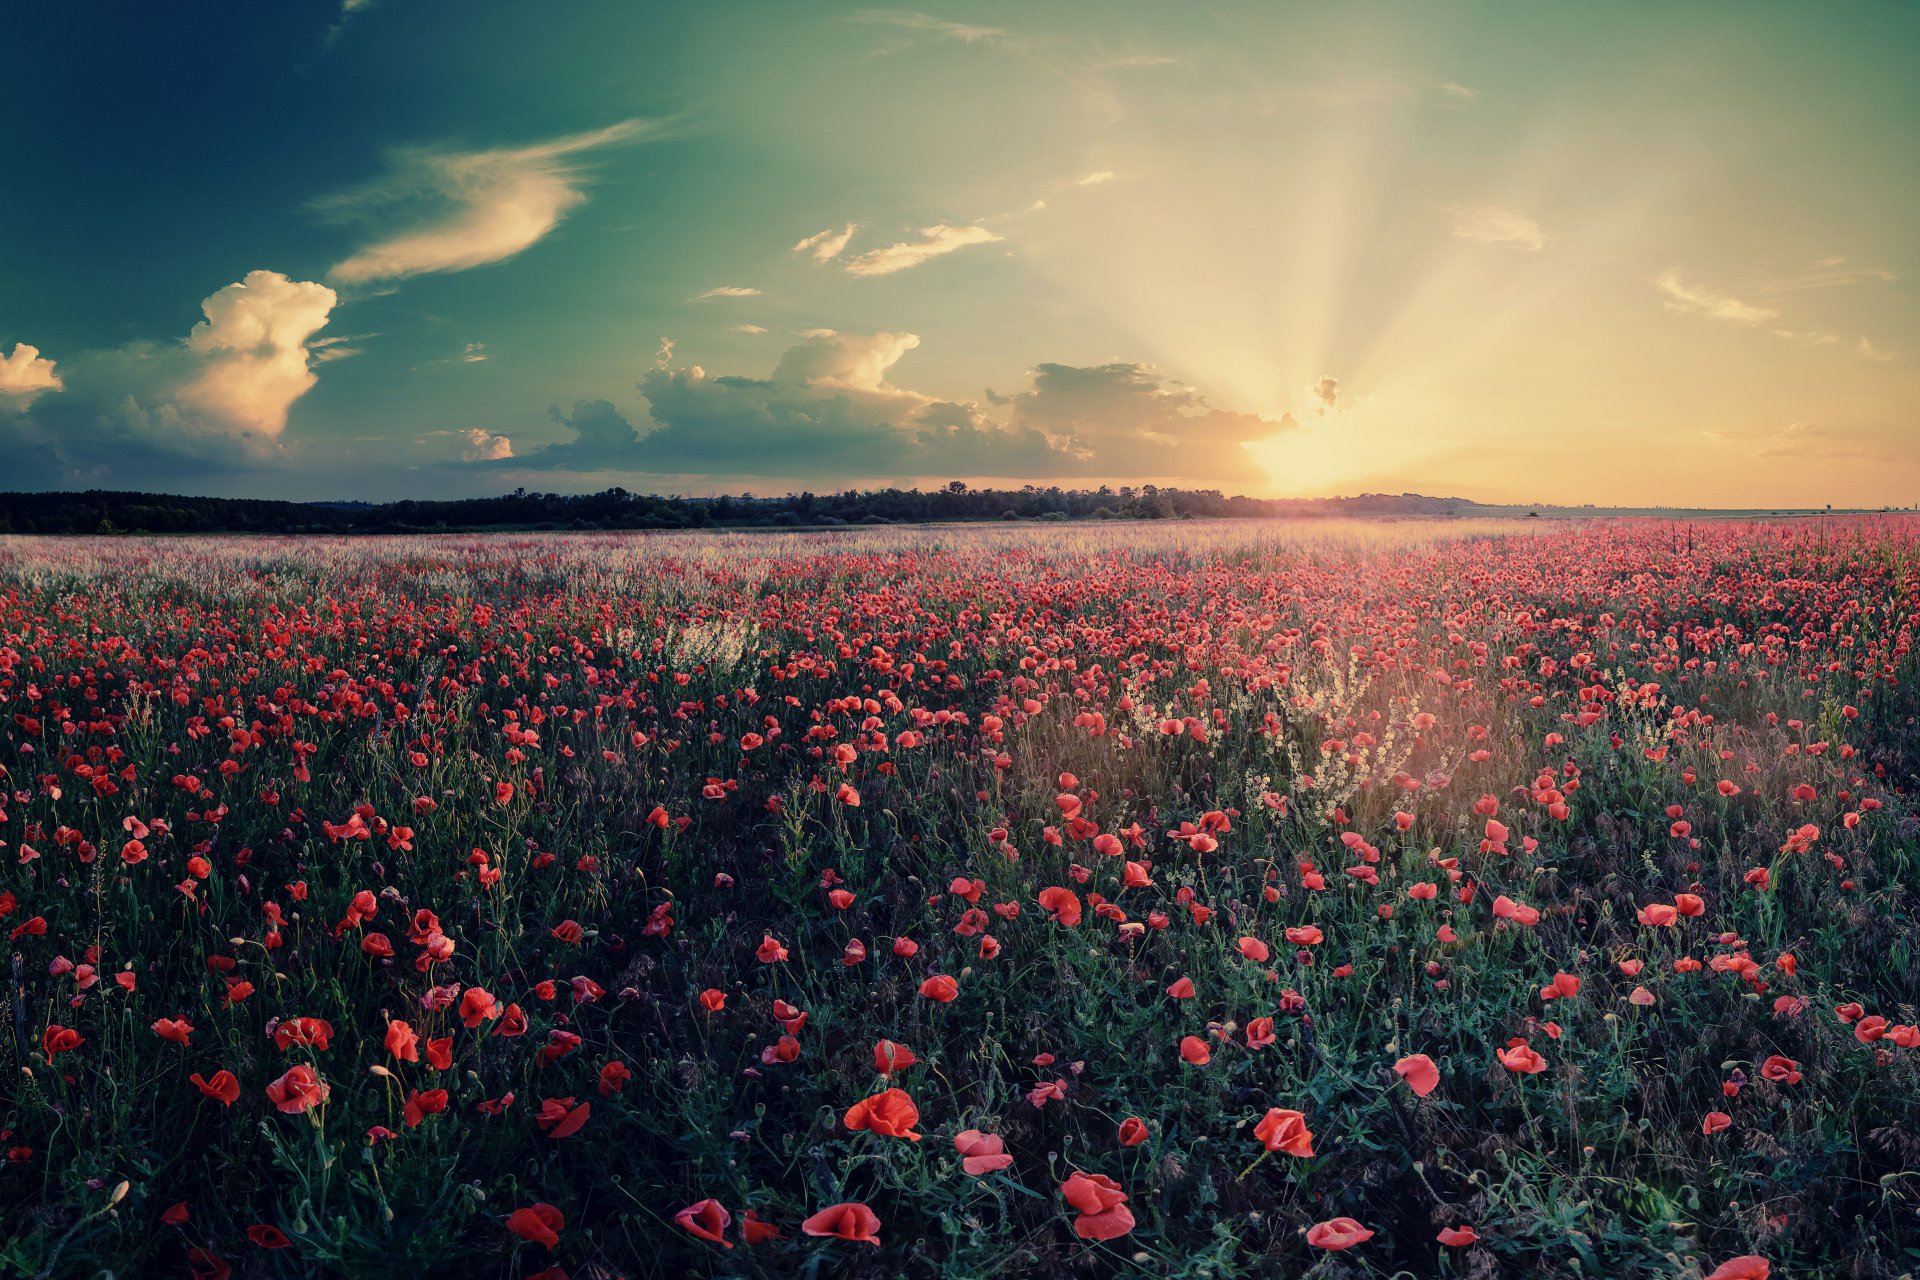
[{"left": 1, "top": 517, "right": 1917, "bottom": 1279}]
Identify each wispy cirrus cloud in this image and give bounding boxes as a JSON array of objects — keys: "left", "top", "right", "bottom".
[
  {"left": 691, "top": 286, "right": 762, "bottom": 300},
  {"left": 852, "top": 10, "right": 1008, "bottom": 45},
  {"left": 1443, "top": 203, "right": 1545, "bottom": 251},
  {"left": 324, "top": 120, "right": 660, "bottom": 285},
  {"left": 1656, "top": 272, "right": 1779, "bottom": 326},
  {"left": 793, "top": 223, "right": 857, "bottom": 263},
  {"left": 844, "top": 224, "right": 1002, "bottom": 277}
]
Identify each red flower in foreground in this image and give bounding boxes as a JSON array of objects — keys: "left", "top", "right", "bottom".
[
  {"left": 264, "top": 1065, "right": 329, "bottom": 1115},
  {"left": 918, "top": 974, "right": 958, "bottom": 1002},
  {"left": 873, "top": 1039, "right": 918, "bottom": 1074},
  {"left": 1704, "top": 1258, "right": 1770, "bottom": 1280},
  {"left": 1437, "top": 1225, "right": 1479, "bottom": 1247},
  {"left": 801, "top": 1201, "right": 881, "bottom": 1246},
  {"left": 1306, "top": 1217, "right": 1375, "bottom": 1250},
  {"left": 246, "top": 1225, "right": 292, "bottom": 1249},
  {"left": 1061, "top": 1171, "right": 1134, "bottom": 1240},
  {"left": 843, "top": 1087, "right": 922, "bottom": 1140},
  {"left": 1394, "top": 1053, "right": 1440, "bottom": 1096},
  {"left": 1253, "top": 1107, "right": 1314, "bottom": 1157},
  {"left": 675, "top": 1199, "right": 732, "bottom": 1248},
  {"left": 535, "top": 1096, "right": 591, "bottom": 1138},
  {"left": 1116, "top": 1117, "right": 1149, "bottom": 1147},
  {"left": 954, "top": 1128, "right": 1014, "bottom": 1176},
  {"left": 507, "top": 1203, "right": 565, "bottom": 1249},
  {"left": 1496, "top": 1040, "right": 1547, "bottom": 1074},
  {"left": 191, "top": 1070, "right": 240, "bottom": 1106}
]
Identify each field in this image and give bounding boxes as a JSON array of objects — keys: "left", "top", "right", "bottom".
[{"left": 2, "top": 518, "right": 1918, "bottom": 1280}]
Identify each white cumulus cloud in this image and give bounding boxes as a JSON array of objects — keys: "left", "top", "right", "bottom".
[
  {"left": 460, "top": 428, "right": 514, "bottom": 460},
  {"left": 0, "top": 343, "right": 63, "bottom": 403},
  {"left": 178, "top": 271, "right": 339, "bottom": 436}
]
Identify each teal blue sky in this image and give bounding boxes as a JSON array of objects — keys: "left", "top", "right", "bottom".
[{"left": 2, "top": 1, "right": 1916, "bottom": 504}]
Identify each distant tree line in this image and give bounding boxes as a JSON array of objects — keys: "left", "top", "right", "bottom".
[{"left": 0, "top": 484, "right": 1477, "bottom": 536}]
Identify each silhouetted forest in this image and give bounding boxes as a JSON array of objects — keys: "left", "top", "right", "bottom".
[{"left": 0, "top": 484, "right": 1481, "bottom": 535}]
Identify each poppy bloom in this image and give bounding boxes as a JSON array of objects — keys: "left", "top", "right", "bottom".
[
  {"left": 1702, "top": 1111, "right": 1732, "bottom": 1134},
  {"left": 598, "top": 1061, "right": 632, "bottom": 1096},
  {"left": 1245, "top": 1017, "right": 1276, "bottom": 1049},
  {"left": 741, "top": 1209, "right": 781, "bottom": 1244},
  {"left": 162, "top": 1202, "right": 190, "bottom": 1226},
  {"left": 1166, "top": 976, "right": 1196, "bottom": 999},
  {"left": 1236, "top": 936, "right": 1270, "bottom": 963},
  {"left": 41, "top": 1025, "right": 83, "bottom": 1059},
  {"left": 265, "top": 1065, "right": 330, "bottom": 1115},
  {"left": 1704, "top": 1258, "right": 1770, "bottom": 1280},
  {"left": 843, "top": 1087, "right": 922, "bottom": 1140},
  {"left": 918, "top": 974, "right": 959, "bottom": 1002},
  {"left": 699, "top": 988, "right": 726, "bottom": 1012},
  {"left": 873, "top": 1039, "right": 918, "bottom": 1074},
  {"left": 1759, "top": 1055, "right": 1801, "bottom": 1085},
  {"left": 246, "top": 1225, "right": 292, "bottom": 1249},
  {"left": 1306, "top": 1217, "right": 1375, "bottom": 1250},
  {"left": 1116, "top": 1117, "right": 1149, "bottom": 1147},
  {"left": 1437, "top": 1225, "right": 1479, "bottom": 1246},
  {"left": 1496, "top": 1041, "right": 1547, "bottom": 1074},
  {"left": 534, "top": 1096, "right": 592, "bottom": 1138},
  {"left": 954, "top": 1128, "right": 1014, "bottom": 1176},
  {"left": 1253, "top": 1107, "right": 1314, "bottom": 1157},
  {"left": 384, "top": 1020, "right": 420, "bottom": 1062},
  {"left": 801, "top": 1201, "right": 881, "bottom": 1246},
  {"left": 191, "top": 1070, "right": 240, "bottom": 1106},
  {"left": 403, "top": 1088, "right": 448, "bottom": 1127},
  {"left": 458, "top": 987, "right": 502, "bottom": 1028},
  {"left": 1394, "top": 1053, "right": 1440, "bottom": 1096},
  {"left": 675, "top": 1199, "right": 732, "bottom": 1249},
  {"left": 1179, "top": 1035, "right": 1211, "bottom": 1065},
  {"left": 1061, "top": 1171, "right": 1134, "bottom": 1240},
  {"left": 151, "top": 1017, "right": 194, "bottom": 1045},
  {"left": 507, "top": 1203, "right": 565, "bottom": 1249}
]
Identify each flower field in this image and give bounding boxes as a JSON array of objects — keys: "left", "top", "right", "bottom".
[{"left": 3, "top": 517, "right": 1918, "bottom": 1279}]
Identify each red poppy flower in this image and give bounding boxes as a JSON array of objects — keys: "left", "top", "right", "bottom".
[
  {"left": 190, "top": 1070, "right": 240, "bottom": 1106},
  {"left": 1437, "top": 1225, "right": 1478, "bottom": 1246},
  {"left": 675, "top": 1198, "right": 732, "bottom": 1248},
  {"left": 1116, "top": 1117, "right": 1149, "bottom": 1147},
  {"left": 800, "top": 1201, "right": 881, "bottom": 1245},
  {"left": 1061, "top": 1171, "right": 1134, "bottom": 1240},
  {"left": 1252, "top": 1107, "right": 1314, "bottom": 1157},
  {"left": 1393, "top": 1053, "right": 1440, "bottom": 1096},
  {"left": 1306, "top": 1217, "right": 1375, "bottom": 1250},
  {"left": 843, "top": 1087, "right": 922, "bottom": 1140},
  {"left": 918, "top": 974, "right": 958, "bottom": 1002},
  {"left": 535, "top": 1096, "right": 591, "bottom": 1138},
  {"left": 1704, "top": 1258, "right": 1770, "bottom": 1280},
  {"left": 507, "top": 1203, "right": 565, "bottom": 1249},
  {"left": 265, "top": 1065, "right": 329, "bottom": 1115},
  {"left": 954, "top": 1128, "right": 1014, "bottom": 1175}
]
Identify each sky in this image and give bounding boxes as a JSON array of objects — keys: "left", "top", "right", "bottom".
[{"left": 2, "top": 1, "right": 1917, "bottom": 507}]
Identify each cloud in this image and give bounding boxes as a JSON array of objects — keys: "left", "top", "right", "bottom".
[
  {"left": 1311, "top": 375, "right": 1339, "bottom": 413},
  {"left": 459, "top": 428, "right": 514, "bottom": 460},
  {"left": 793, "top": 224, "right": 857, "bottom": 262},
  {"left": 853, "top": 10, "right": 1007, "bottom": 43},
  {"left": 0, "top": 270, "right": 338, "bottom": 488},
  {"left": 1757, "top": 258, "right": 1896, "bottom": 294},
  {"left": 732, "top": 324, "right": 769, "bottom": 335},
  {"left": 844, "top": 224, "right": 1003, "bottom": 276},
  {"left": 461, "top": 342, "right": 489, "bottom": 363},
  {"left": 325, "top": 120, "right": 656, "bottom": 285},
  {"left": 177, "top": 271, "right": 339, "bottom": 436},
  {"left": 0, "top": 343, "right": 63, "bottom": 403},
  {"left": 992, "top": 361, "right": 1296, "bottom": 477},
  {"left": 1656, "top": 272, "right": 1779, "bottom": 326},
  {"left": 1076, "top": 171, "right": 1119, "bottom": 187},
  {"left": 691, "top": 285, "right": 761, "bottom": 300},
  {"left": 497, "top": 332, "right": 1290, "bottom": 481},
  {"left": 1443, "top": 203, "right": 1545, "bottom": 251},
  {"left": 1858, "top": 336, "right": 1896, "bottom": 362}
]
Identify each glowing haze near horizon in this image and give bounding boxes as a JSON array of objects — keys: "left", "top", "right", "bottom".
[{"left": 2, "top": 1, "right": 1916, "bottom": 506}]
